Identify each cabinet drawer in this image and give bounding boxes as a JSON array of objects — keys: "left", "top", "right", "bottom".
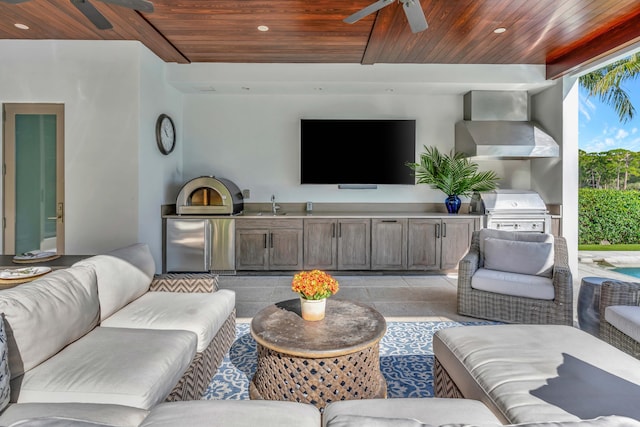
[{"left": 236, "top": 218, "right": 303, "bottom": 229}]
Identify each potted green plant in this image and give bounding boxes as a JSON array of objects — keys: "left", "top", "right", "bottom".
[{"left": 407, "top": 146, "right": 500, "bottom": 214}]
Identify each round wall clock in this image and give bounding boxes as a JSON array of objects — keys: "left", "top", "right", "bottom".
[{"left": 155, "top": 114, "right": 176, "bottom": 155}]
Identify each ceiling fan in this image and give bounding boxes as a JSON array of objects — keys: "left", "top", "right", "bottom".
[
  {"left": 0, "top": 0, "right": 154, "bottom": 30},
  {"left": 344, "top": 0, "right": 428, "bottom": 33}
]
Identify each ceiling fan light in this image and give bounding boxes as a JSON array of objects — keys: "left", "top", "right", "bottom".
[
  {"left": 14, "top": 23, "right": 29, "bottom": 30},
  {"left": 494, "top": 27, "right": 507, "bottom": 34}
]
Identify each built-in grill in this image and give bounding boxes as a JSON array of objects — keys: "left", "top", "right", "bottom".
[
  {"left": 176, "top": 176, "right": 244, "bottom": 215},
  {"left": 470, "top": 189, "right": 551, "bottom": 233}
]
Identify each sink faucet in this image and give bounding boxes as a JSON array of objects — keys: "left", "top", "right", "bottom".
[{"left": 271, "top": 195, "right": 280, "bottom": 215}]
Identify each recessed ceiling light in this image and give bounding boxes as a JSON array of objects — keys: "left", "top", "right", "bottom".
[
  {"left": 257, "top": 25, "right": 269, "bottom": 32},
  {"left": 493, "top": 27, "right": 506, "bottom": 34},
  {"left": 14, "top": 23, "right": 29, "bottom": 30}
]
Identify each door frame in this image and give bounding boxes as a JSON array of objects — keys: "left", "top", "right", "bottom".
[{"left": 2, "top": 103, "right": 65, "bottom": 255}]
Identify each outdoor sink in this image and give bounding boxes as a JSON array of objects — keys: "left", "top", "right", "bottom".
[{"left": 255, "top": 212, "right": 287, "bottom": 216}]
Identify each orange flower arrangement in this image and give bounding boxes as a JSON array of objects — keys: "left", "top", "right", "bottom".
[{"left": 292, "top": 270, "right": 339, "bottom": 300}]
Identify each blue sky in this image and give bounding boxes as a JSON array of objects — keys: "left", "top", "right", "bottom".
[{"left": 579, "top": 76, "right": 640, "bottom": 153}]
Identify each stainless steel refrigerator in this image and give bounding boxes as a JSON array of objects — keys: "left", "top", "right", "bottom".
[{"left": 164, "top": 218, "right": 235, "bottom": 272}]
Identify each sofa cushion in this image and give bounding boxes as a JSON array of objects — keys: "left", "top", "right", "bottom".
[
  {"left": 605, "top": 305, "right": 640, "bottom": 342},
  {"left": 322, "top": 398, "right": 501, "bottom": 427},
  {"left": 471, "top": 268, "right": 554, "bottom": 300},
  {"left": 0, "top": 403, "right": 148, "bottom": 427},
  {"left": 13, "top": 327, "right": 196, "bottom": 410},
  {"left": 0, "top": 266, "right": 99, "bottom": 378},
  {"left": 326, "top": 415, "right": 429, "bottom": 427},
  {"left": 8, "top": 418, "right": 114, "bottom": 427},
  {"left": 74, "top": 243, "right": 155, "bottom": 322},
  {"left": 326, "top": 415, "right": 640, "bottom": 427},
  {"left": 101, "top": 289, "right": 235, "bottom": 352},
  {"left": 0, "top": 315, "right": 10, "bottom": 412},
  {"left": 483, "top": 237, "right": 554, "bottom": 278},
  {"left": 433, "top": 325, "right": 640, "bottom": 424},
  {"left": 139, "top": 400, "right": 321, "bottom": 427}
]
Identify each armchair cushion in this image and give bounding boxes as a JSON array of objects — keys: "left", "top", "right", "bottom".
[
  {"left": 605, "top": 305, "right": 640, "bottom": 342},
  {"left": 471, "top": 268, "right": 554, "bottom": 300},
  {"left": 483, "top": 237, "right": 554, "bottom": 278}
]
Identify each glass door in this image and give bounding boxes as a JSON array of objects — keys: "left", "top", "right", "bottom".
[{"left": 3, "top": 104, "right": 64, "bottom": 255}]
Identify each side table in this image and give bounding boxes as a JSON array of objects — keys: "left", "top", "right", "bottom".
[
  {"left": 250, "top": 298, "right": 387, "bottom": 409},
  {"left": 578, "top": 276, "right": 615, "bottom": 336}
]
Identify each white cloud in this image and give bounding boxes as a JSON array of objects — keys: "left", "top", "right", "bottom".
[
  {"left": 605, "top": 138, "right": 616, "bottom": 146},
  {"left": 579, "top": 98, "right": 596, "bottom": 122},
  {"left": 616, "top": 129, "right": 629, "bottom": 139},
  {"left": 633, "top": 128, "right": 638, "bottom": 134}
]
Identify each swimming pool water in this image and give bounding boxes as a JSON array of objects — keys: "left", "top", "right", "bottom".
[{"left": 612, "top": 267, "right": 640, "bottom": 279}]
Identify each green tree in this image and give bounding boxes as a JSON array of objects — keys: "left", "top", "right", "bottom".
[{"left": 579, "top": 53, "right": 640, "bottom": 123}]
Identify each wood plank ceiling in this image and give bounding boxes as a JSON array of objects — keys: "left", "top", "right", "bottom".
[{"left": 1, "top": 0, "right": 640, "bottom": 79}]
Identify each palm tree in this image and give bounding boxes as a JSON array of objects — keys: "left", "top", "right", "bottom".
[{"left": 579, "top": 53, "right": 640, "bottom": 123}]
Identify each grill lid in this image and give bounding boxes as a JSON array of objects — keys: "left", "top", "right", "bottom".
[{"left": 477, "top": 189, "right": 548, "bottom": 215}]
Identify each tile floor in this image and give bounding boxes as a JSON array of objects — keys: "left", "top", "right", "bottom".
[
  {"left": 219, "top": 254, "right": 636, "bottom": 323},
  {"left": 218, "top": 273, "right": 479, "bottom": 322}
]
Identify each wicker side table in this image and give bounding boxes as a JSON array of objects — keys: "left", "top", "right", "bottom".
[{"left": 250, "top": 298, "right": 387, "bottom": 409}]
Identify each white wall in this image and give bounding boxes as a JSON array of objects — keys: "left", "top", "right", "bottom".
[
  {"left": 561, "top": 77, "right": 581, "bottom": 277},
  {"left": 0, "top": 40, "right": 180, "bottom": 270},
  {"left": 531, "top": 85, "right": 564, "bottom": 204},
  {"left": 138, "top": 47, "right": 184, "bottom": 269},
  {"left": 182, "top": 92, "right": 530, "bottom": 204}
]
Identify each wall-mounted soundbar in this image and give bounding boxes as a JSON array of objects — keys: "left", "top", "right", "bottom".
[{"left": 338, "top": 184, "right": 378, "bottom": 190}]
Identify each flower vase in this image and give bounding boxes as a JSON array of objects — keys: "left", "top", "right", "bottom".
[
  {"left": 300, "top": 297, "right": 327, "bottom": 321},
  {"left": 445, "top": 195, "right": 462, "bottom": 214}
]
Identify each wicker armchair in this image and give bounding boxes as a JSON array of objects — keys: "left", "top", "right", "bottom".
[
  {"left": 457, "top": 230, "right": 573, "bottom": 325},
  {"left": 600, "top": 281, "right": 640, "bottom": 359}
]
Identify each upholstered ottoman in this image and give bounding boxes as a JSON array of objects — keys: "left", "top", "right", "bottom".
[{"left": 433, "top": 325, "right": 640, "bottom": 424}]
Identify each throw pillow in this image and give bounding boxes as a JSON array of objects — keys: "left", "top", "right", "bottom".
[
  {"left": 483, "top": 237, "right": 554, "bottom": 278},
  {"left": 0, "top": 314, "right": 10, "bottom": 412}
]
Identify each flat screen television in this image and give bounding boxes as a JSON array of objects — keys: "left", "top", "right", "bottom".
[{"left": 300, "top": 119, "right": 416, "bottom": 185}]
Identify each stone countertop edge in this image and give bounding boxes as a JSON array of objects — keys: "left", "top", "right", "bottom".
[{"left": 163, "top": 211, "right": 485, "bottom": 219}]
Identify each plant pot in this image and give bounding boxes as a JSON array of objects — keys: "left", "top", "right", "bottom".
[
  {"left": 445, "top": 195, "right": 462, "bottom": 214},
  {"left": 300, "top": 297, "right": 326, "bottom": 321}
]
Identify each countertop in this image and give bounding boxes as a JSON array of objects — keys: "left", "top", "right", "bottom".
[{"left": 164, "top": 211, "right": 483, "bottom": 219}]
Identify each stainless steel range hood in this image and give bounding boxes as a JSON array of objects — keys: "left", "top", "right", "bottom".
[{"left": 455, "top": 91, "right": 559, "bottom": 159}]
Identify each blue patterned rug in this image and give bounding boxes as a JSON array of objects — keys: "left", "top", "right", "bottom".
[{"left": 203, "top": 321, "right": 490, "bottom": 400}]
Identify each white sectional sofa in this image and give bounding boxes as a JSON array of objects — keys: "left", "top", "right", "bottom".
[{"left": 0, "top": 243, "right": 235, "bottom": 411}]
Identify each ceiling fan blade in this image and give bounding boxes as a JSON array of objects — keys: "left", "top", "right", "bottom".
[
  {"left": 70, "top": 0, "right": 113, "bottom": 30},
  {"left": 98, "top": 0, "right": 153, "bottom": 13},
  {"left": 0, "top": 0, "right": 32, "bottom": 3},
  {"left": 401, "top": 0, "right": 428, "bottom": 33},
  {"left": 344, "top": 0, "right": 394, "bottom": 24}
]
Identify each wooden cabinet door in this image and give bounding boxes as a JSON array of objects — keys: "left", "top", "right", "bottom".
[
  {"left": 235, "top": 228, "right": 269, "bottom": 270},
  {"left": 440, "top": 218, "right": 475, "bottom": 270},
  {"left": 371, "top": 218, "right": 407, "bottom": 270},
  {"left": 337, "top": 219, "right": 371, "bottom": 270},
  {"left": 407, "top": 219, "right": 440, "bottom": 270},
  {"left": 270, "top": 228, "right": 304, "bottom": 270},
  {"left": 304, "top": 219, "right": 337, "bottom": 270}
]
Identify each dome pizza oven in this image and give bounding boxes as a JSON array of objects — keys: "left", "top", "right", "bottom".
[{"left": 175, "top": 176, "right": 244, "bottom": 215}]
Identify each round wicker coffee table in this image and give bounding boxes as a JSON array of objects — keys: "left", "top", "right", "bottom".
[{"left": 249, "top": 298, "right": 387, "bottom": 409}]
